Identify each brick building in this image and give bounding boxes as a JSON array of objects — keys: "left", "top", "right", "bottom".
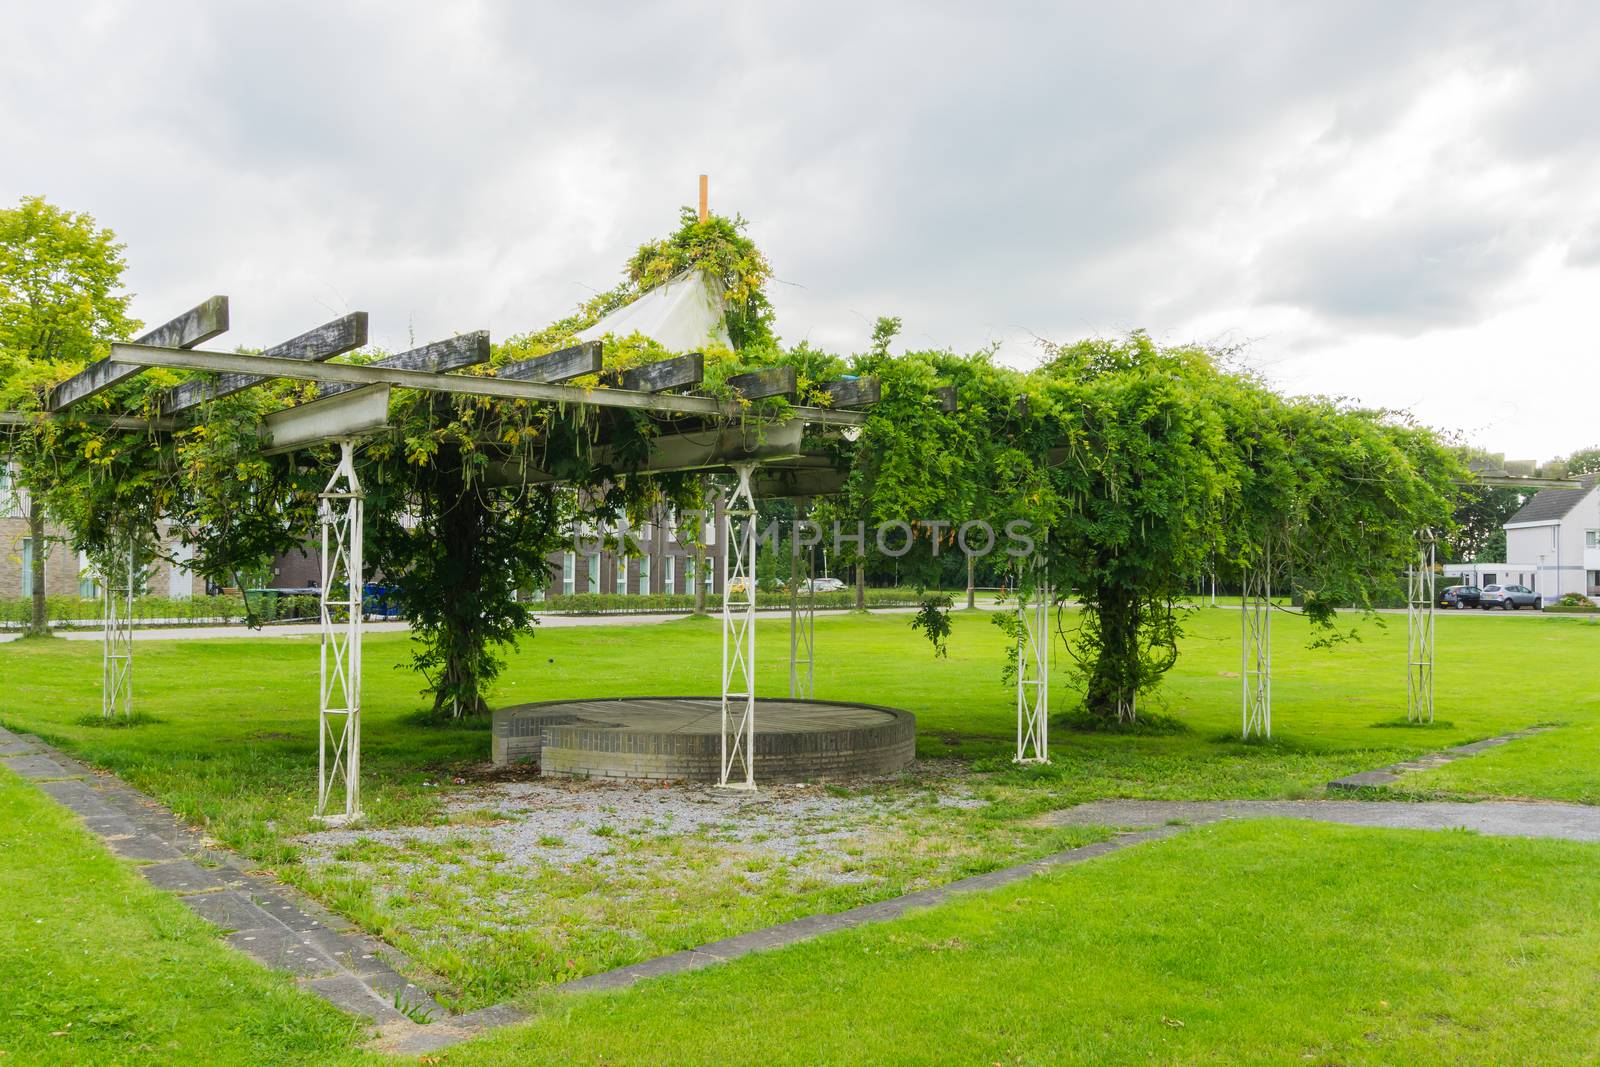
[{"left": 0, "top": 460, "right": 204, "bottom": 601}]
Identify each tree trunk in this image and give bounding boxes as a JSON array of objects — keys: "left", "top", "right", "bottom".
[
  {"left": 429, "top": 444, "right": 491, "bottom": 719},
  {"left": 1083, "top": 598, "right": 1140, "bottom": 723},
  {"left": 854, "top": 561, "right": 866, "bottom": 611},
  {"left": 26, "top": 505, "right": 48, "bottom": 637},
  {"left": 966, "top": 554, "right": 976, "bottom": 610}
]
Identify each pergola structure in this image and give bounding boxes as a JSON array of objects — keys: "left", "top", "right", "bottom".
[
  {"left": 26, "top": 295, "right": 880, "bottom": 820},
  {"left": 1237, "top": 462, "right": 1580, "bottom": 740}
]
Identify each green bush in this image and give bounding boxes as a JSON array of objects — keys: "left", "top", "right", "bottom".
[
  {"left": 1546, "top": 593, "right": 1599, "bottom": 614},
  {"left": 0, "top": 594, "right": 247, "bottom": 630}
]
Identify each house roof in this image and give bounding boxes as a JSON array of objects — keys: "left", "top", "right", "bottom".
[{"left": 1505, "top": 472, "right": 1600, "bottom": 525}]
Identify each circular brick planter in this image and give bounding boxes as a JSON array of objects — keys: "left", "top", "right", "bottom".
[{"left": 491, "top": 697, "right": 916, "bottom": 782}]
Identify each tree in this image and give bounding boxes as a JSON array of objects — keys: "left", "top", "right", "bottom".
[{"left": 0, "top": 196, "right": 137, "bottom": 635}]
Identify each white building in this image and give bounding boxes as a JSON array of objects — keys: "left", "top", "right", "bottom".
[{"left": 1501, "top": 473, "right": 1600, "bottom": 602}]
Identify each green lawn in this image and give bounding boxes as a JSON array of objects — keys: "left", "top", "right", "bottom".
[
  {"left": 9, "top": 769, "right": 1600, "bottom": 1064},
  {"left": 2, "top": 605, "right": 1598, "bottom": 1058},
  {"left": 471, "top": 820, "right": 1600, "bottom": 1066},
  {"left": 0, "top": 767, "right": 370, "bottom": 1066}
]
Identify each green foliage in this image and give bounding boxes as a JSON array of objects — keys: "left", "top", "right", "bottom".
[{"left": 909, "top": 593, "right": 954, "bottom": 656}]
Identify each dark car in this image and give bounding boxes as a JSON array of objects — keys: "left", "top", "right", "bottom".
[
  {"left": 1479, "top": 583, "right": 1541, "bottom": 610},
  {"left": 1438, "top": 585, "right": 1480, "bottom": 608}
]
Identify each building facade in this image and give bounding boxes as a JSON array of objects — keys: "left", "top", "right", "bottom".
[
  {"left": 1501, "top": 472, "right": 1600, "bottom": 602},
  {"left": 0, "top": 460, "right": 204, "bottom": 601}
]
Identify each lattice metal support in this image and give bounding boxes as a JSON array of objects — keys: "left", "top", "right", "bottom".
[
  {"left": 1241, "top": 543, "right": 1272, "bottom": 740},
  {"left": 315, "top": 439, "right": 365, "bottom": 823},
  {"left": 100, "top": 535, "right": 135, "bottom": 720},
  {"left": 1407, "top": 535, "right": 1437, "bottom": 724},
  {"left": 1015, "top": 569, "right": 1050, "bottom": 764},
  {"left": 720, "top": 463, "right": 758, "bottom": 789},
  {"left": 789, "top": 500, "right": 815, "bottom": 700}
]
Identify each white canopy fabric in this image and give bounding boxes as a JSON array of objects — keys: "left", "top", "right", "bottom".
[{"left": 576, "top": 269, "right": 732, "bottom": 352}]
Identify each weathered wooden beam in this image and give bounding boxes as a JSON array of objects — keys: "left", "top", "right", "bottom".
[
  {"left": 752, "top": 466, "right": 849, "bottom": 499},
  {"left": 725, "top": 366, "right": 796, "bottom": 400},
  {"left": 0, "top": 410, "right": 176, "bottom": 432},
  {"left": 935, "top": 386, "right": 957, "bottom": 412},
  {"left": 48, "top": 296, "right": 229, "bottom": 410},
  {"left": 321, "top": 331, "right": 489, "bottom": 398},
  {"left": 161, "top": 312, "right": 368, "bottom": 415},
  {"left": 498, "top": 341, "right": 602, "bottom": 384},
  {"left": 106, "top": 344, "right": 869, "bottom": 426},
  {"left": 604, "top": 353, "right": 704, "bottom": 393},
  {"left": 820, "top": 376, "right": 881, "bottom": 408},
  {"left": 261, "top": 386, "right": 392, "bottom": 455},
  {"left": 482, "top": 421, "right": 807, "bottom": 487}
]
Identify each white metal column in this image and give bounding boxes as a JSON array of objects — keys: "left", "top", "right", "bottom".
[
  {"left": 101, "top": 536, "right": 135, "bottom": 720},
  {"left": 315, "top": 438, "right": 365, "bottom": 823},
  {"left": 1015, "top": 572, "right": 1050, "bottom": 763},
  {"left": 1407, "top": 535, "right": 1436, "bottom": 724},
  {"left": 720, "top": 463, "right": 758, "bottom": 789},
  {"left": 1241, "top": 543, "right": 1272, "bottom": 740},
  {"left": 789, "top": 500, "right": 814, "bottom": 700}
]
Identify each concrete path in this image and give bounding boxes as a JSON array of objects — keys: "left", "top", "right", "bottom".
[
  {"left": 1037, "top": 798, "right": 1600, "bottom": 842},
  {"left": 1328, "top": 725, "right": 1556, "bottom": 789}
]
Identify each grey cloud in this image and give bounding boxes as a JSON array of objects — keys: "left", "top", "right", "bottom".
[{"left": 0, "top": 0, "right": 1598, "bottom": 369}]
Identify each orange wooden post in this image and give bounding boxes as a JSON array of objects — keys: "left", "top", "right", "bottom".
[{"left": 699, "top": 174, "right": 709, "bottom": 222}]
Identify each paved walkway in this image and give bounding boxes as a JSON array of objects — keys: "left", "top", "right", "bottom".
[{"left": 1036, "top": 798, "right": 1600, "bottom": 842}]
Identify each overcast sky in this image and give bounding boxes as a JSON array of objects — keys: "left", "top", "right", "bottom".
[{"left": 4, "top": 2, "right": 1597, "bottom": 459}]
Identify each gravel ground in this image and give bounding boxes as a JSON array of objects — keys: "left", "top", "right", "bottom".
[{"left": 299, "top": 769, "right": 983, "bottom": 876}]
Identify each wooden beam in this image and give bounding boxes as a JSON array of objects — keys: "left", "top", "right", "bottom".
[
  {"left": 482, "top": 421, "right": 807, "bottom": 487},
  {"left": 161, "top": 312, "right": 368, "bottom": 415},
  {"left": 0, "top": 410, "right": 175, "bottom": 432},
  {"left": 261, "top": 385, "right": 391, "bottom": 455},
  {"left": 106, "top": 344, "right": 868, "bottom": 426},
  {"left": 321, "top": 331, "right": 488, "bottom": 398},
  {"left": 752, "top": 467, "right": 849, "bottom": 499},
  {"left": 820, "top": 376, "right": 881, "bottom": 408},
  {"left": 725, "top": 366, "right": 796, "bottom": 400},
  {"left": 498, "top": 341, "right": 602, "bottom": 384},
  {"left": 604, "top": 353, "right": 704, "bottom": 393},
  {"left": 48, "top": 296, "right": 229, "bottom": 410}
]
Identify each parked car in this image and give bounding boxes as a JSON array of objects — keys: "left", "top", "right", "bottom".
[
  {"left": 1479, "top": 584, "right": 1542, "bottom": 610},
  {"left": 797, "top": 576, "right": 847, "bottom": 593},
  {"left": 1438, "top": 585, "right": 1481, "bottom": 609}
]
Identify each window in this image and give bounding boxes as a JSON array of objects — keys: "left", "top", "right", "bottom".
[
  {"left": 562, "top": 552, "right": 575, "bottom": 595},
  {"left": 170, "top": 541, "right": 194, "bottom": 600},
  {"left": 1483, "top": 574, "right": 1496, "bottom": 586},
  {"left": 1588, "top": 530, "right": 1600, "bottom": 549},
  {"left": 20, "top": 537, "right": 33, "bottom": 597},
  {"left": 0, "top": 464, "right": 18, "bottom": 519},
  {"left": 615, "top": 557, "right": 628, "bottom": 595},
  {"left": 664, "top": 555, "right": 676, "bottom": 594},
  {"left": 587, "top": 553, "right": 600, "bottom": 594},
  {"left": 79, "top": 551, "right": 98, "bottom": 600},
  {"left": 637, "top": 555, "right": 650, "bottom": 594}
]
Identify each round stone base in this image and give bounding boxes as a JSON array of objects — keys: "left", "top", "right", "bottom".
[{"left": 491, "top": 697, "right": 916, "bottom": 782}]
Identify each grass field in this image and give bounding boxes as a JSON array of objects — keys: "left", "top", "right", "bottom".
[{"left": 3, "top": 604, "right": 1599, "bottom": 1061}]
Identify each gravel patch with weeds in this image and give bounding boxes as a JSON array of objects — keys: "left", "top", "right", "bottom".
[{"left": 299, "top": 772, "right": 983, "bottom": 876}]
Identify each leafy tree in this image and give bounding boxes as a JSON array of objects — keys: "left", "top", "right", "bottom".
[{"left": 0, "top": 196, "right": 137, "bottom": 634}]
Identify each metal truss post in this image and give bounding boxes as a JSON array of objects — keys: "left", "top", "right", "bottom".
[
  {"left": 1407, "top": 534, "right": 1437, "bottom": 724},
  {"left": 789, "top": 499, "right": 814, "bottom": 700},
  {"left": 1241, "top": 542, "right": 1272, "bottom": 740},
  {"left": 1015, "top": 565, "right": 1050, "bottom": 764},
  {"left": 315, "top": 438, "right": 365, "bottom": 824},
  {"left": 101, "top": 535, "right": 135, "bottom": 720},
  {"left": 720, "top": 463, "right": 758, "bottom": 789}
]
